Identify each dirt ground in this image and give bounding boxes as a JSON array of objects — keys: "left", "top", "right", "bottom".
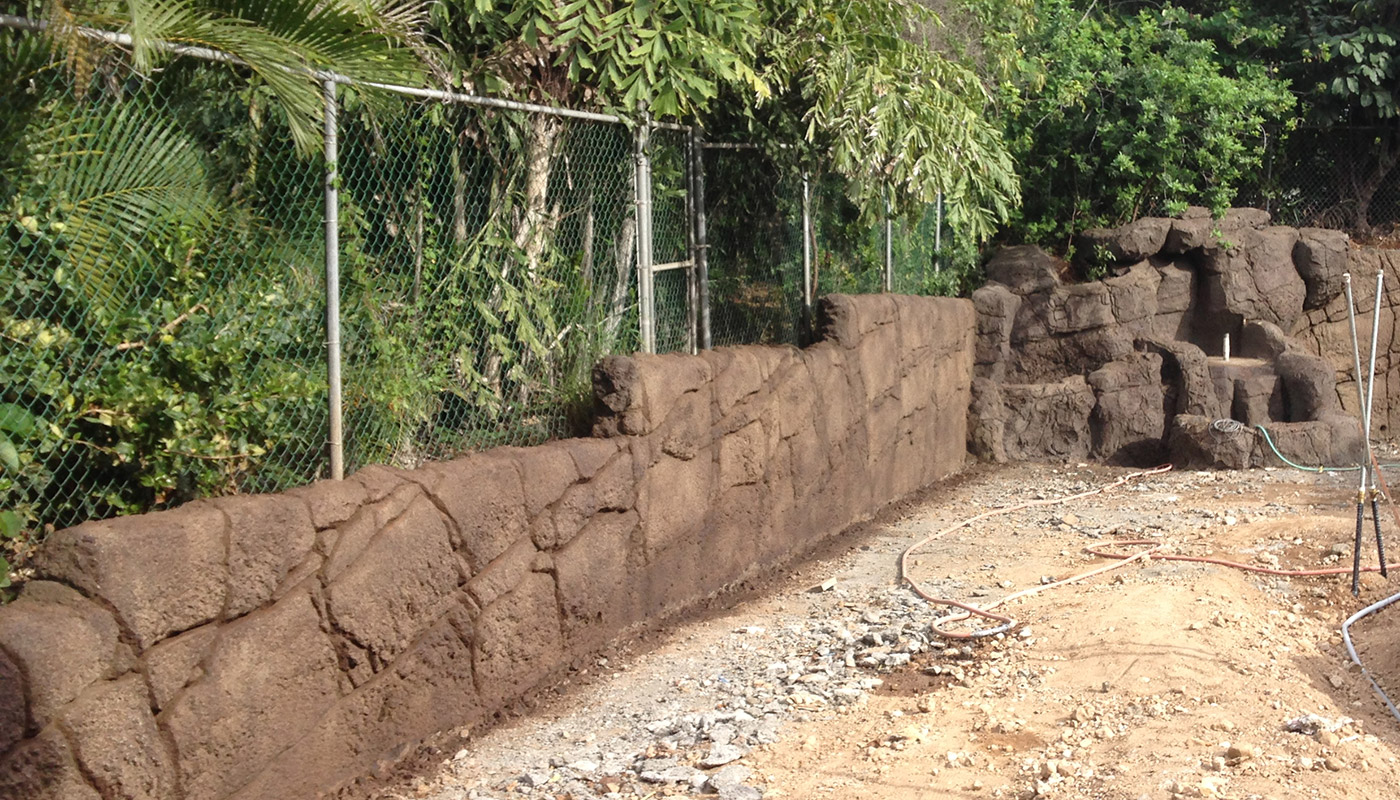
[{"left": 363, "top": 461, "right": 1400, "bottom": 800}]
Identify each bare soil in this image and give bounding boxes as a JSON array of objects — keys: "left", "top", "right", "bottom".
[{"left": 361, "top": 462, "right": 1400, "bottom": 800}]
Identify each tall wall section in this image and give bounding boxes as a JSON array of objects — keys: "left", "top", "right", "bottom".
[{"left": 0, "top": 293, "right": 974, "bottom": 800}]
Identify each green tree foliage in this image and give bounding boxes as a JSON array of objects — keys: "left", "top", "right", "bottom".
[
  {"left": 25, "top": 0, "right": 433, "bottom": 151},
  {"left": 1171, "top": 0, "right": 1400, "bottom": 230},
  {"left": 436, "top": 0, "right": 1022, "bottom": 241},
  {"left": 0, "top": 3, "right": 433, "bottom": 542},
  {"left": 3, "top": 88, "right": 329, "bottom": 524},
  {"left": 436, "top": 0, "right": 769, "bottom": 116},
  {"left": 754, "top": 0, "right": 1020, "bottom": 242},
  {"left": 998, "top": 0, "right": 1294, "bottom": 247}
]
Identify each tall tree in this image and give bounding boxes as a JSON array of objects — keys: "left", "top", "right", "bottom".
[
  {"left": 433, "top": 0, "right": 1022, "bottom": 240},
  {"left": 993, "top": 0, "right": 1295, "bottom": 246}
]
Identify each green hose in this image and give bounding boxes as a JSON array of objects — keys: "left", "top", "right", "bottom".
[{"left": 1251, "top": 423, "right": 1400, "bottom": 473}]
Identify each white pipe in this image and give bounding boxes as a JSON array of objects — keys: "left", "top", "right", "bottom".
[
  {"left": 1342, "top": 588, "right": 1400, "bottom": 725},
  {"left": 1223, "top": 334, "right": 1230, "bottom": 362},
  {"left": 1366, "top": 271, "right": 1385, "bottom": 454}
]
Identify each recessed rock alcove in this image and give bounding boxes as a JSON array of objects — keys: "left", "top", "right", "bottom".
[{"left": 968, "top": 208, "right": 1367, "bottom": 469}]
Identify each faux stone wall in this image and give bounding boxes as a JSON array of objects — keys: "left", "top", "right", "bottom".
[
  {"left": 969, "top": 208, "right": 1371, "bottom": 469},
  {"left": 0, "top": 293, "right": 974, "bottom": 800},
  {"left": 1295, "top": 246, "right": 1400, "bottom": 435}
]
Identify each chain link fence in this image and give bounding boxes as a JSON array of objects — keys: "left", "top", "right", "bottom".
[
  {"left": 1, "top": 26, "right": 968, "bottom": 539},
  {"left": 2, "top": 55, "right": 333, "bottom": 534},
  {"left": 1242, "top": 126, "right": 1400, "bottom": 235}
]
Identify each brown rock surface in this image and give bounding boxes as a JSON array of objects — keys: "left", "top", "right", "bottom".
[
  {"left": 36, "top": 503, "right": 228, "bottom": 649},
  {"left": 159, "top": 590, "right": 341, "bottom": 800},
  {"left": 61, "top": 675, "right": 177, "bottom": 800},
  {"left": 984, "top": 246, "right": 1062, "bottom": 294},
  {"left": 0, "top": 582, "right": 123, "bottom": 729},
  {"left": 1088, "top": 354, "right": 1167, "bottom": 464},
  {"left": 326, "top": 495, "right": 459, "bottom": 666},
  {"left": 1001, "top": 378, "right": 1096, "bottom": 461}
]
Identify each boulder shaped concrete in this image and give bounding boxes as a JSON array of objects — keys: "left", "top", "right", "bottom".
[{"left": 974, "top": 209, "right": 1371, "bottom": 469}]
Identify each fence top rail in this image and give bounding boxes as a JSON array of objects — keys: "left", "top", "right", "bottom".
[{"left": 0, "top": 13, "right": 697, "bottom": 129}]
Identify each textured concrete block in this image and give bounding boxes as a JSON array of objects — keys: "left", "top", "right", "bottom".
[
  {"left": 216, "top": 494, "right": 315, "bottom": 619},
  {"left": 0, "top": 582, "right": 122, "bottom": 729},
  {"left": 472, "top": 573, "right": 564, "bottom": 706},
  {"left": 326, "top": 496, "right": 458, "bottom": 666},
  {"left": 430, "top": 452, "right": 527, "bottom": 569},
  {"left": 159, "top": 591, "right": 341, "bottom": 800},
  {"left": 62, "top": 675, "right": 177, "bottom": 800},
  {"left": 37, "top": 503, "right": 227, "bottom": 649}
]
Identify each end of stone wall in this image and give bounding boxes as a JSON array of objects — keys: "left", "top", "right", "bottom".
[{"left": 0, "top": 294, "right": 974, "bottom": 800}]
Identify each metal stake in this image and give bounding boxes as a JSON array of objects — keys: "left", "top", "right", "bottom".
[
  {"left": 1345, "top": 273, "right": 1367, "bottom": 594},
  {"left": 1375, "top": 492, "right": 1389, "bottom": 579},
  {"left": 1356, "top": 471, "right": 1368, "bottom": 596},
  {"left": 1367, "top": 270, "right": 1388, "bottom": 577},
  {"left": 323, "top": 79, "right": 344, "bottom": 481}
]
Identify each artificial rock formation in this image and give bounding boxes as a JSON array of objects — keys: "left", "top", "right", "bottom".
[
  {"left": 0, "top": 294, "right": 974, "bottom": 800},
  {"left": 970, "top": 209, "right": 1370, "bottom": 469}
]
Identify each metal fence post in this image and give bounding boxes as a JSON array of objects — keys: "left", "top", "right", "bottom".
[
  {"left": 689, "top": 126, "right": 711, "bottom": 350},
  {"left": 684, "top": 128, "right": 697, "bottom": 354},
  {"left": 322, "top": 78, "right": 345, "bottom": 480},
  {"left": 635, "top": 114, "right": 655, "bottom": 354},
  {"left": 934, "top": 191, "right": 943, "bottom": 274},
  {"left": 802, "top": 172, "right": 813, "bottom": 327},
  {"left": 883, "top": 191, "right": 893, "bottom": 293}
]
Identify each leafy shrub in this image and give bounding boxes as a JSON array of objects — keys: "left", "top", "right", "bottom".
[{"left": 1000, "top": 1, "right": 1295, "bottom": 247}]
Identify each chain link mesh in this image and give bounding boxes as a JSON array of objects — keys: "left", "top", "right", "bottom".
[
  {"left": 2, "top": 50, "right": 330, "bottom": 535},
  {"left": 648, "top": 128, "right": 693, "bottom": 355},
  {"left": 1242, "top": 126, "right": 1400, "bottom": 234},
  {"left": 333, "top": 104, "right": 639, "bottom": 469},
  {"left": 2, "top": 30, "right": 969, "bottom": 539},
  {"left": 1137, "top": 125, "right": 1400, "bottom": 238},
  {"left": 704, "top": 148, "right": 805, "bottom": 348}
]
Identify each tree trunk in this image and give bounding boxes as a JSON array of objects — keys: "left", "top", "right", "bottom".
[
  {"left": 451, "top": 143, "right": 468, "bottom": 246},
  {"left": 1346, "top": 127, "right": 1400, "bottom": 234},
  {"left": 581, "top": 184, "right": 596, "bottom": 290},
  {"left": 482, "top": 113, "right": 565, "bottom": 406},
  {"left": 410, "top": 195, "right": 425, "bottom": 303},
  {"left": 602, "top": 161, "right": 638, "bottom": 353}
]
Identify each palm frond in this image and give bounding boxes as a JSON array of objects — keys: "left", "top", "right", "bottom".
[
  {"left": 16, "top": 98, "right": 219, "bottom": 310},
  {"left": 32, "top": 0, "right": 435, "bottom": 153}
]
